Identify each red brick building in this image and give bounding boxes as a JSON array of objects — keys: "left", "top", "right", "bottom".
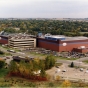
[
  {"left": 0, "top": 36, "right": 8, "bottom": 44},
  {"left": 37, "top": 35, "right": 88, "bottom": 53}
]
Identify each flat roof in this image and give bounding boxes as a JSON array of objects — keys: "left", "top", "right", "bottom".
[
  {"left": 44, "top": 35, "right": 88, "bottom": 41},
  {"left": 45, "top": 35, "right": 65, "bottom": 38},
  {"left": 62, "top": 36, "right": 88, "bottom": 41},
  {"left": 45, "top": 36, "right": 65, "bottom": 39}
]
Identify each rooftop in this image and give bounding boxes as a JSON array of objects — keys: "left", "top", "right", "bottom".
[
  {"left": 39, "top": 34, "right": 88, "bottom": 41},
  {"left": 63, "top": 36, "right": 88, "bottom": 41}
]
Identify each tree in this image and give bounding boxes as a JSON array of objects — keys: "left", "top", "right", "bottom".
[
  {"left": 39, "top": 60, "right": 45, "bottom": 69},
  {"left": 0, "top": 60, "right": 5, "bottom": 69},
  {"left": 25, "top": 61, "right": 33, "bottom": 76},
  {"left": 0, "top": 50, "right": 4, "bottom": 55},
  {"left": 32, "top": 60, "right": 40, "bottom": 72},
  {"left": 45, "top": 55, "right": 55, "bottom": 69},
  {"left": 62, "top": 80, "right": 71, "bottom": 87},
  {"left": 49, "top": 55, "right": 55, "bottom": 68},
  {"left": 70, "top": 62, "right": 74, "bottom": 68},
  {"left": 48, "top": 82, "right": 54, "bottom": 87},
  {"left": 9, "top": 61, "right": 18, "bottom": 73},
  {"left": 55, "top": 75, "right": 61, "bottom": 81},
  {"left": 45, "top": 56, "right": 50, "bottom": 69},
  {"left": 40, "top": 68, "right": 46, "bottom": 77}
]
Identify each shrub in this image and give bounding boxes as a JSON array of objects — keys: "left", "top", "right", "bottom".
[
  {"left": 0, "top": 60, "right": 5, "bottom": 69},
  {"left": 0, "top": 50, "right": 4, "bottom": 55},
  {"left": 62, "top": 80, "right": 71, "bottom": 87},
  {"left": 55, "top": 75, "right": 61, "bottom": 81},
  {"left": 70, "top": 62, "right": 74, "bottom": 68},
  {"left": 48, "top": 82, "right": 54, "bottom": 87}
]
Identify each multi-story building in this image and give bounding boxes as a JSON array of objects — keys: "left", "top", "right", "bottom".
[
  {"left": 9, "top": 35, "right": 36, "bottom": 49},
  {"left": 0, "top": 33, "right": 36, "bottom": 49}
]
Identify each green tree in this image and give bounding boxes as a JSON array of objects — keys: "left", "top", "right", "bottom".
[
  {"left": 9, "top": 61, "right": 18, "bottom": 73},
  {"left": 39, "top": 60, "right": 45, "bottom": 69},
  {"left": 49, "top": 55, "right": 55, "bottom": 68},
  {"left": 0, "top": 60, "right": 5, "bottom": 69},
  {"left": 40, "top": 68, "right": 46, "bottom": 77},
  {"left": 70, "top": 62, "right": 74, "bottom": 68},
  {"left": 32, "top": 60, "right": 40, "bottom": 72},
  {"left": 45, "top": 55, "right": 55, "bottom": 69},
  {"left": 0, "top": 50, "right": 4, "bottom": 55},
  {"left": 45, "top": 56, "right": 50, "bottom": 69}
]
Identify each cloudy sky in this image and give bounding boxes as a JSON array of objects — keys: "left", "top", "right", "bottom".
[{"left": 0, "top": 0, "right": 88, "bottom": 18}]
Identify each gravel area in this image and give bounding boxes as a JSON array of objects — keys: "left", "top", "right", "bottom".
[{"left": 46, "top": 63, "right": 88, "bottom": 82}]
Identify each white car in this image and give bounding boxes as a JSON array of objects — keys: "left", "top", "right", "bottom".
[
  {"left": 85, "top": 70, "right": 88, "bottom": 73},
  {"left": 62, "top": 70, "right": 66, "bottom": 72},
  {"left": 80, "top": 68, "right": 83, "bottom": 71}
]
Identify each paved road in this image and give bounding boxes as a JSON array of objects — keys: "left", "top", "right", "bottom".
[
  {"left": 0, "top": 46, "right": 8, "bottom": 53},
  {"left": 1, "top": 45, "right": 88, "bottom": 67},
  {"left": 56, "top": 57, "right": 88, "bottom": 68},
  {"left": 76, "top": 57, "right": 88, "bottom": 62}
]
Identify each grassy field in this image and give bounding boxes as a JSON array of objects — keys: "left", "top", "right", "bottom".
[
  {"left": 54, "top": 56, "right": 78, "bottom": 60},
  {"left": 83, "top": 60, "right": 88, "bottom": 64},
  {"left": 55, "top": 63, "right": 63, "bottom": 67},
  {"left": 0, "top": 74, "right": 88, "bottom": 87},
  {"left": 0, "top": 67, "right": 88, "bottom": 87},
  {"left": 80, "top": 32, "right": 88, "bottom": 34},
  {"left": 29, "top": 52, "right": 78, "bottom": 60},
  {"left": 0, "top": 68, "right": 9, "bottom": 77}
]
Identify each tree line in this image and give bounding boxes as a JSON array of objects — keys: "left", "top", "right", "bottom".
[
  {"left": 0, "top": 20, "right": 88, "bottom": 36},
  {"left": 7, "top": 55, "right": 55, "bottom": 81}
]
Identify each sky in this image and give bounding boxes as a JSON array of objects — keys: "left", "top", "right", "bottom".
[{"left": 0, "top": 0, "right": 88, "bottom": 18}]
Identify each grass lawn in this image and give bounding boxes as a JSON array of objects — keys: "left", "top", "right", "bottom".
[
  {"left": 83, "top": 60, "right": 88, "bottom": 64},
  {"left": 0, "top": 52, "right": 11, "bottom": 57},
  {"left": 0, "top": 68, "right": 9, "bottom": 77},
  {"left": 51, "top": 55, "right": 78, "bottom": 60},
  {"left": 29, "top": 52, "right": 78, "bottom": 60},
  {"left": 0, "top": 76, "right": 87, "bottom": 87},
  {"left": 0, "top": 67, "right": 88, "bottom": 87},
  {"left": 55, "top": 63, "right": 63, "bottom": 67},
  {"left": 80, "top": 32, "right": 88, "bottom": 34}
]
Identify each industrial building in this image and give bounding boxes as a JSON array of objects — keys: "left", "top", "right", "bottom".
[
  {"left": 37, "top": 34, "right": 88, "bottom": 53},
  {"left": 1, "top": 31, "right": 88, "bottom": 53}
]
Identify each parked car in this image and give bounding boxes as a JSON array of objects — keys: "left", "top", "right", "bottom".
[
  {"left": 80, "top": 68, "right": 83, "bottom": 71},
  {"left": 62, "top": 69, "right": 66, "bottom": 72}
]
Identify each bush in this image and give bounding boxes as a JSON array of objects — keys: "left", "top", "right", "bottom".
[
  {"left": 0, "top": 60, "right": 5, "bottom": 69},
  {"left": 70, "top": 62, "right": 74, "bottom": 68},
  {"left": 62, "top": 80, "right": 71, "bottom": 87},
  {"left": 0, "top": 50, "right": 4, "bottom": 55},
  {"left": 48, "top": 82, "right": 54, "bottom": 87}
]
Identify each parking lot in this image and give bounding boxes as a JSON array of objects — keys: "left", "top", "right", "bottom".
[
  {"left": 22, "top": 47, "right": 88, "bottom": 59},
  {"left": 46, "top": 63, "right": 88, "bottom": 82}
]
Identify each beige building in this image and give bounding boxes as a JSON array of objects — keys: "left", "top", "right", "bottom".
[{"left": 9, "top": 35, "right": 36, "bottom": 49}]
